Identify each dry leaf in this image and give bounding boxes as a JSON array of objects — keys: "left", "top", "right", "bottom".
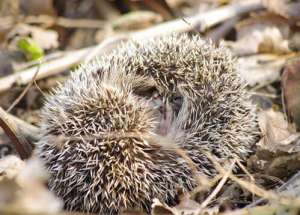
[
  {"left": 257, "top": 109, "right": 300, "bottom": 153},
  {"left": 0, "top": 0, "right": 19, "bottom": 16},
  {"left": 237, "top": 55, "right": 285, "bottom": 86},
  {"left": 0, "top": 155, "right": 24, "bottom": 181},
  {"left": 282, "top": 58, "right": 300, "bottom": 128},
  {"left": 20, "top": 0, "right": 56, "bottom": 16},
  {"left": 16, "top": 157, "right": 62, "bottom": 213},
  {"left": 0, "top": 157, "right": 63, "bottom": 213},
  {"left": 236, "top": 12, "right": 290, "bottom": 40},
  {"left": 262, "top": 0, "right": 300, "bottom": 21},
  {"left": 152, "top": 199, "right": 174, "bottom": 215},
  {"left": 227, "top": 27, "right": 290, "bottom": 56}
]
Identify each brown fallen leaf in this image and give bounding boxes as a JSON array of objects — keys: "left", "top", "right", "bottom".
[
  {"left": 0, "top": 0, "right": 19, "bottom": 17},
  {"left": 282, "top": 57, "right": 300, "bottom": 129},
  {"left": 257, "top": 109, "right": 300, "bottom": 153},
  {"left": 226, "top": 27, "right": 291, "bottom": 56},
  {"left": 237, "top": 54, "right": 285, "bottom": 86},
  {"left": 236, "top": 12, "right": 290, "bottom": 37},
  {"left": 262, "top": 0, "right": 300, "bottom": 22},
  {"left": 20, "top": 0, "right": 56, "bottom": 16}
]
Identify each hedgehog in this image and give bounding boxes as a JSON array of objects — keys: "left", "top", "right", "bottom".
[{"left": 37, "top": 34, "right": 260, "bottom": 215}]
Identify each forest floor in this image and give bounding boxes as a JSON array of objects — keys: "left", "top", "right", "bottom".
[{"left": 0, "top": 0, "right": 300, "bottom": 215}]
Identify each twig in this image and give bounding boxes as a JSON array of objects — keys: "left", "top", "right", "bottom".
[
  {"left": 34, "top": 79, "right": 47, "bottom": 98},
  {"left": 7, "top": 63, "right": 41, "bottom": 113},
  {"left": 206, "top": 16, "right": 240, "bottom": 42},
  {"left": 205, "top": 152, "right": 300, "bottom": 207},
  {"left": 131, "top": 0, "right": 263, "bottom": 39},
  {"left": 0, "top": 0, "right": 263, "bottom": 93},
  {"left": 200, "top": 160, "right": 236, "bottom": 209},
  {"left": 83, "top": 35, "right": 128, "bottom": 63},
  {"left": 0, "top": 107, "right": 33, "bottom": 159},
  {"left": 0, "top": 15, "right": 107, "bottom": 29},
  {"left": 25, "top": 15, "right": 107, "bottom": 29},
  {"left": 249, "top": 91, "right": 278, "bottom": 99},
  {"left": 0, "top": 48, "right": 91, "bottom": 93},
  {"left": 5, "top": 111, "right": 40, "bottom": 142},
  {"left": 236, "top": 159, "right": 255, "bottom": 182},
  {"left": 246, "top": 172, "right": 300, "bottom": 208}
]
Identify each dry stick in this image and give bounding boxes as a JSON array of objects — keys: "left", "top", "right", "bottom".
[
  {"left": 131, "top": 0, "right": 263, "bottom": 39},
  {"left": 5, "top": 111, "right": 40, "bottom": 142},
  {"left": 34, "top": 79, "right": 47, "bottom": 98},
  {"left": 0, "top": 0, "right": 263, "bottom": 94},
  {"left": 205, "top": 152, "right": 300, "bottom": 207},
  {"left": 144, "top": 133, "right": 211, "bottom": 188},
  {"left": 6, "top": 63, "right": 41, "bottom": 113},
  {"left": 0, "top": 1, "right": 264, "bottom": 156},
  {"left": 236, "top": 159, "right": 255, "bottom": 182},
  {"left": 0, "top": 47, "right": 91, "bottom": 93},
  {"left": 200, "top": 160, "right": 236, "bottom": 209},
  {"left": 0, "top": 15, "right": 106, "bottom": 29},
  {"left": 174, "top": 147, "right": 211, "bottom": 187},
  {"left": 206, "top": 16, "right": 240, "bottom": 42},
  {"left": 83, "top": 35, "right": 128, "bottom": 63},
  {"left": 25, "top": 15, "right": 107, "bottom": 29},
  {"left": 246, "top": 172, "right": 300, "bottom": 208},
  {"left": 0, "top": 107, "right": 33, "bottom": 159}
]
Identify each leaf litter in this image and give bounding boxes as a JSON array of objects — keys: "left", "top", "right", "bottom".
[{"left": 0, "top": 0, "right": 300, "bottom": 215}]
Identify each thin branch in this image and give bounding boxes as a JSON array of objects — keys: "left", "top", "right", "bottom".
[
  {"left": 205, "top": 152, "right": 300, "bottom": 207},
  {"left": 25, "top": 15, "right": 107, "bottom": 29},
  {"left": 0, "top": 48, "right": 91, "bottom": 93},
  {"left": 200, "top": 160, "right": 236, "bottom": 209},
  {"left": 7, "top": 63, "right": 41, "bottom": 113},
  {"left": 131, "top": 0, "right": 263, "bottom": 39},
  {"left": 5, "top": 111, "right": 40, "bottom": 142},
  {"left": 0, "top": 0, "right": 263, "bottom": 93},
  {"left": 0, "top": 107, "right": 33, "bottom": 159},
  {"left": 206, "top": 16, "right": 240, "bottom": 42}
]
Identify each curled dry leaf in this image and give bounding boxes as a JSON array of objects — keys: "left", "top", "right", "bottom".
[
  {"left": 266, "top": 152, "right": 300, "bottom": 178},
  {"left": 236, "top": 12, "right": 290, "bottom": 40},
  {"left": 237, "top": 54, "right": 285, "bottom": 86},
  {"left": 0, "top": 157, "right": 63, "bottom": 214},
  {"left": 282, "top": 57, "right": 300, "bottom": 129},
  {"left": 257, "top": 109, "right": 300, "bottom": 153},
  {"left": 249, "top": 110, "right": 300, "bottom": 178},
  {"left": 226, "top": 27, "right": 291, "bottom": 56}
]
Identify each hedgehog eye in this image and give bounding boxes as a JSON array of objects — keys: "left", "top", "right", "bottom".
[
  {"left": 171, "top": 95, "right": 183, "bottom": 116},
  {"left": 173, "top": 95, "right": 182, "bottom": 103},
  {"left": 133, "top": 86, "right": 157, "bottom": 98}
]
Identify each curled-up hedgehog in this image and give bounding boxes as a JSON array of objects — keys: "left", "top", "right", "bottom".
[{"left": 37, "top": 34, "right": 260, "bottom": 214}]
